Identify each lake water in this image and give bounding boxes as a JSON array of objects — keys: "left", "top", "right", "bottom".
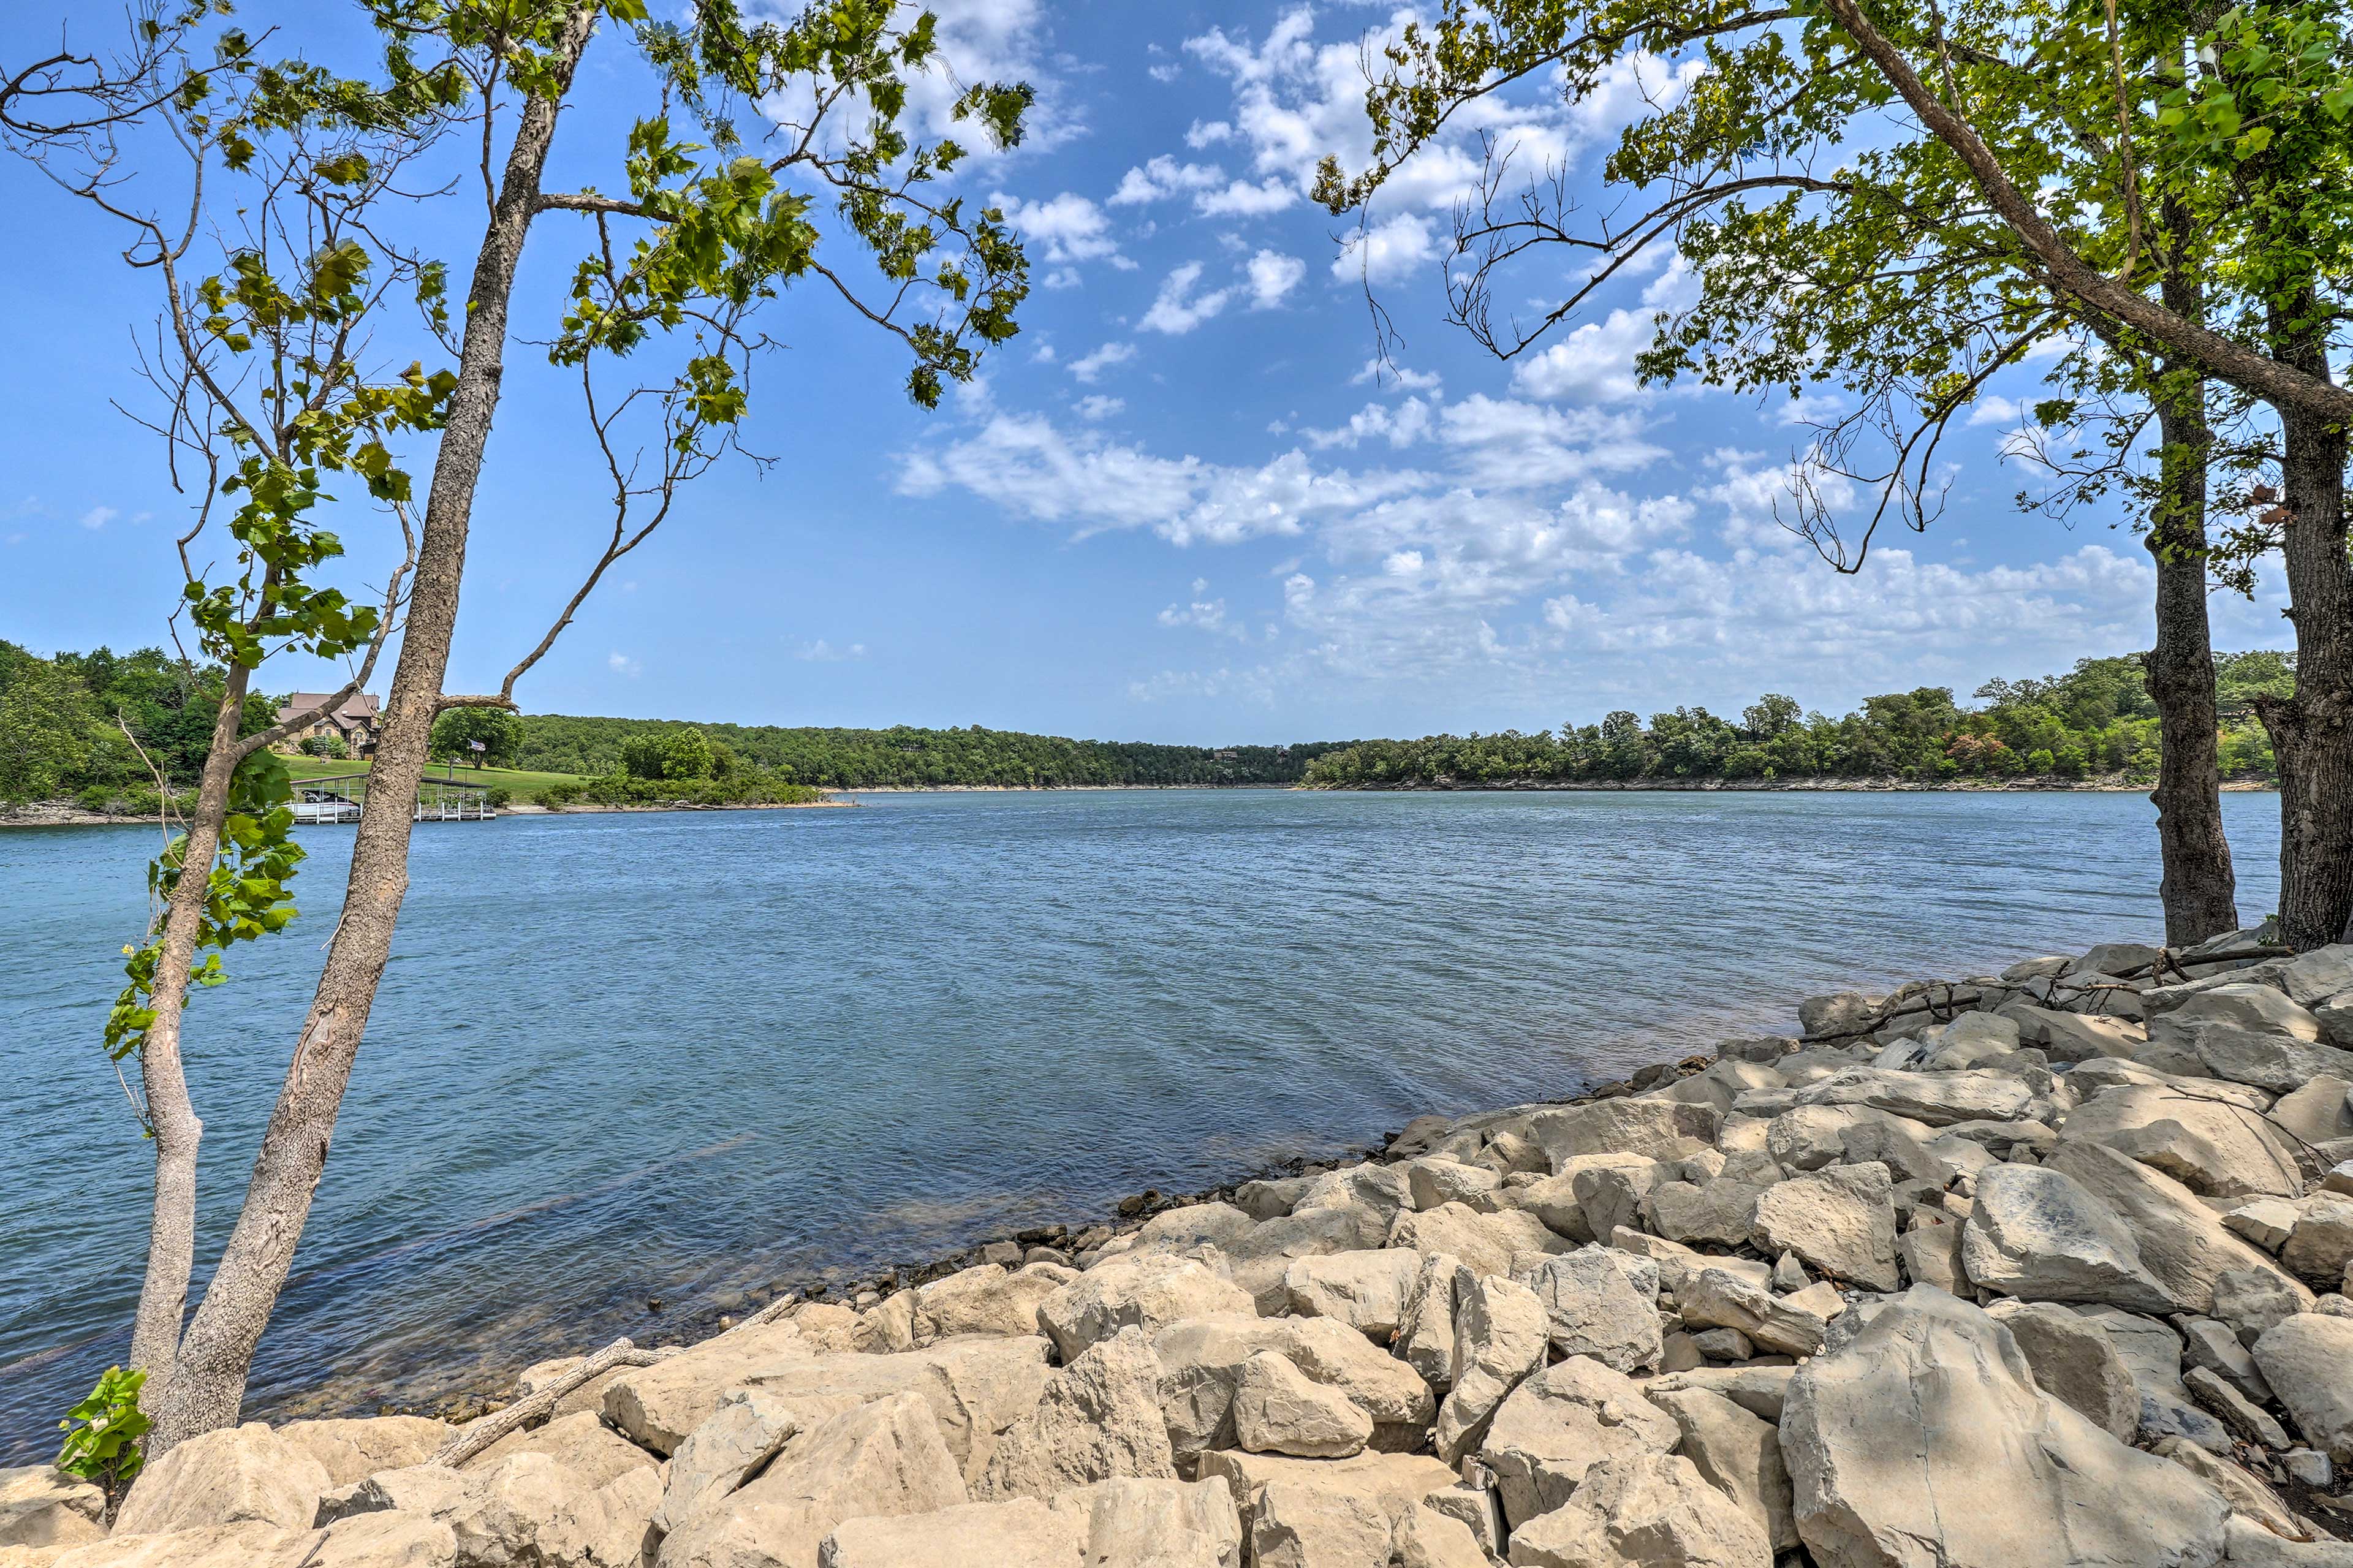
[{"left": 0, "top": 787, "right": 2280, "bottom": 1458}]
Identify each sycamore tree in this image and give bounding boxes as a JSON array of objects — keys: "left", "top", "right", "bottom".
[
  {"left": 7, "top": 0, "right": 1029, "bottom": 1455},
  {"left": 1322, "top": 0, "right": 2353, "bottom": 950}
]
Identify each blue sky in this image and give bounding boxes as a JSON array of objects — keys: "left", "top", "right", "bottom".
[{"left": 0, "top": 1, "right": 2296, "bottom": 744}]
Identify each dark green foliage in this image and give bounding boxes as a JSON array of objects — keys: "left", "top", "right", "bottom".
[
  {"left": 538, "top": 771, "right": 819, "bottom": 808},
  {"left": 429, "top": 706, "right": 521, "bottom": 768},
  {"left": 0, "top": 642, "right": 270, "bottom": 803},
  {"left": 1305, "top": 656, "right": 2290, "bottom": 787},
  {"left": 518, "top": 718, "right": 1356, "bottom": 788}
]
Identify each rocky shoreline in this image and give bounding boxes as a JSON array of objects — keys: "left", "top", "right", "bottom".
[
  {"left": 1311, "top": 775, "right": 2279, "bottom": 793},
  {"left": 12, "top": 928, "right": 2353, "bottom": 1567}
]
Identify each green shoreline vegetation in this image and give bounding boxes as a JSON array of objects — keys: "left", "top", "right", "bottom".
[{"left": 2, "top": 640, "right": 2294, "bottom": 813}]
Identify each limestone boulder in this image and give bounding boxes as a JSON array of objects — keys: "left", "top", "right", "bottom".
[
  {"left": 1039, "top": 1253, "right": 1255, "bottom": 1362},
  {"left": 1750, "top": 1163, "right": 1899, "bottom": 1290},
  {"left": 1645, "top": 1386, "right": 1797, "bottom": 1553},
  {"left": 2253, "top": 1314, "right": 2353, "bottom": 1463},
  {"left": 1504, "top": 1452, "right": 1773, "bottom": 1568},
  {"left": 1281, "top": 1250, "right": 1420, "bottom": 1339},
  {"left": 2269, "top": 1076, "right": 2353, "bottom": 1146},
  {"left": 2002, "top": 1004, "right": 2144, "bottom": 1062},
  {"left": 1795, "top": 1067, "right": 2034, "bottom": 1127},
  {"left": 1233, "top": 1352, "right": 1375, "bottom": 1460},
  {"left": 0, "top": 1468, "right": 105, "bottom": 1551},
  {"left": 1222, "top": 1206, "right": 1401, "bottom": 1314},
  {"left": 1531, "top": 1100, "right": 1722, "bottom": 1170},
  {"left": 1677, "top": 1268, "right": 1830, "bottom": 1358},
  {"left": 655, "top": 1393, "right": 968, "bottom": 1568},
  {"left": 1898, "top": 1216, "right": 1966, "bottom": 1294},
  {"left": 1648, "top": 1180, "right": 1766, "bottom": 1249},
  {"left": 1151, "top": 1316, "right": 1435, "bottom": 1464},
  {"left": 278, "top": 1418, "right": 450, "bottom": 1488},
  {"left": 2071, "top": 1305, "right": 2232, "bottom": 1455},
  {"left": 1980, "top": 1301, "right": 2140, "bottom": 1441},
  {"left": 2283, "top": 1199, "right": 2353, "bottom": 1289},
  {"left": 1962, "top": 1162, "right": 2179, "bottom": 1312},
  {"left": 602, "top": 1320, "right": 815, "bottom": 1454},
  {"left": 2063, "top": 1083, "right": 2303, "bottom": 1199},
  {"left": 1387, "top": 1202, "right": 1569, "bottom": 1279},
  {"left": 1434, "top": 1270, "right": 1549, "bottom": 1465},
  {"left": 115, "top": 1421, "right": 334, "bottom": 1536},
  {"left": 656, "top": 1390, "right": 814, "bottom": 1539},
  {"left": 464, "top": 1410, "right": 656, "bottom": 1487},
  {"left": 977, "top": 1328, "right": 1174, "bottom": 1500},
  {"left": 1406, "top": 1158, "right": 1504, "bottom": 1213},
  {"left": 731, "top": 1336, "right": 1054, "bottom": 1488},
  {"left": 1517, "top": 1246, "right": 1662, "bottom": 1373},
  {"left": 1564, "top": 1161, "right": 1669, "bottom": 1243},
  {"left": 912, "top": 1262, "right": 1078, "bottom": 1344},
  {"left": 1390, "top": 1504, "right": 1491, "bottom": 1568},
  {"left": 1478, "top": 1357, "right": 1679, "bottom": 1529},
  {"left": 1195, "top": 1451, "right": 1458, "bottom": 1568},
  {"left": 2160, "top": 982, "right": 2324, "bottom": 1041},
  {"left": 2184, "top": 1029, "right": 2353, "bottom": 1096},
  {"left": 1294, "top": 1164, "right": 1413, "bottom": 1231},
  {"left": 1394, "top": 1252, "right": 1459, "bottom": 1386},
  {"left": 1781, "top": 1287, "right": 2231, "bottom": 1568},
  {"left": 1047, "top": 1477, "right": 1244, "bottom": 1568},
  {"left": 30, "top": 1514, "right": 460, "bottom": 1568},
  {"left": 2043, "top": 1141, "right": 2312, "bottom": 1316},
  {"left": 816, "top": 1496, "right": 1080, "bottom": 1567}
]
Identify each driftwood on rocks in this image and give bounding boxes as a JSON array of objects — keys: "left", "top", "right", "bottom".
[{"left": 431, "top": 1338, "right": 673, "bottom": 1469}]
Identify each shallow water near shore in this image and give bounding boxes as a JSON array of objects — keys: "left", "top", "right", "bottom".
[{"left": 0, "top": 787, "right": 2280, "bottom": 1458}]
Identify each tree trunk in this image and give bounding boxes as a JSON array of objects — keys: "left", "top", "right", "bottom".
[
  {"left": 2142, "top": 205, "right": 2238, "bottom": 947},
  {"left": 2254, "top": 289, "right": 2353, "bottom": 953},
  {"left": 124, "top": 661, "right": 253, "bottom": 1394},
  {"left": 144, "top": 5, "right": 598, "bottom": 1452}
]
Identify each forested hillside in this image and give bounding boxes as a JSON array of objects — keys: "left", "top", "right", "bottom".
[
  {"left": 0, "top": 641, "right": 271, "bottom": 809},
  {"left": 513, "top": 717, "right": 1355, "bottom": 788},
  {"left": 1302, "top": 655, "right": 2292, "bottom": 787}
]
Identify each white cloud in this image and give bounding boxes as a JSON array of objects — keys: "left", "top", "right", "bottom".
[
  {"left": 1074, "top": 395, "right": 1125, "bottom": 420},
  {"left": 1139, "top": 261, "right": 1234, "bottom": 335},
  {"left": 1966, "top": 395, "right": 2023, "bottom": 428},
  {"left": 1332, "top": 213, "right": 1433, "bottom": 284},
  {"left": 1245, "top": 249, "right": 1306, "bottom": 309},
  {"left": 1351, "top": 358, "right": 1442, "bottom": 392},
  {"left": 608, "top": 651, "right": 640, "bottom": 677},
  {"left": 1507, "top": 258, "right": 1695, "bottom": 403},
  {"left": 1067, "top": 341, "right": 1137, "bottom": 383},
  {"left": 1110, "top": 156, "right": 1226, "bottom": 206},
  {"left": 78, "top": 506, "right": 116, "bottom": 530},
  {"left": 1197, "top": 176, "right": 1297, "bottom": 216},
  {"left": 991, "top": 191, "right": 1131, "bottom": 273},
  {"left": 1305, "top": 396, "right": 1434, "bottom": 450},
  {"left": 1186, "top": 119, "right": 1234, "bottom": 148},
  {"left": 1158, "top": 589, "right": 1245, "bottom": 638},
  {"left": 797, "top": 640, "right": 868, "bottom": 661}
]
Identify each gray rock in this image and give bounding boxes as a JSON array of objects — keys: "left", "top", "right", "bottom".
[
  {"left": 2218, "top": 1514, "right": 2353, "bottom": 1568},
  {"left": 2003, "top": 1004, "right": 2145, "bottom": 1062},
  {"left": 2224, "top": 1198, "right": 2303, "bottom": 1254},
  {"left": 1781, "top": 1287, "right": 2230, "bottom": 1568},
  {"left": 1898, "top": 1217, "right": 1968, "bottom": 1294},
  {"left": 115, "top": 1422, "right": 335, "bottom": 1536},
  {"left": 1531, "top": 1099, "right": 1723, "bottom": 1169},
  {"left": 1517, "top": 1246, "right": 1662, "bottom": 1373},
  {"left": 1795, "top": 1067, "right": 2035, "bottom": 1127},
  {"left": 1434, "top": 1270, "right": 1549, "bottom": 1464},
  {"left": 1677, "top": 1268, "right": 1828, "bottom": 1358},
  {"left": 1980, "top": 1300, "right": 2140, "bottom": 1441},
  {"left": 1648, "top": 1179, "right": 1767, "bottom": 1248},
  {"left": 2063, "top": 1083, "right": 2303, "bottom": 1199},
  {"left": 2074, "top": 942, "right": 2164, "bottom": 978},
  {"left": 2214, "top": 1269, "right": 2309, "bottom": 1345},
  {"left": 1962, "top": 1162, "right": 2178, "bottom": 1311},
  {"left": 1151, "top": 1316, "right": 1435, "bottom": 1464},
  {"left": 2181, "top": 1316, "right": 2273, "bottom": 1403},
  {"left": 816, "top": 1496, "right": 1082, "bottom": 1567},
  {"left": 2254, "top": 1313, "right": 2353, "bottom": 1463},
  {"left": 2191, "top": 1029, "right": 2353, "bottom": 1096},
  {"left": 2043, "top": 1140, "right": 2312, "bottom": 1316},
  {"left": 1194, "top": 1450, "right": 1457, "bottom": 1568},
  {"left": 1233, "top": 1176, "right": 1314, "bottom": 1221},
  {"left": 1567, "top": 1160, "right": 1668, "bottom": 1243},
  {"left": 2183, "top": 1364, "right": 2290, "bottom": 1449},
  {"left": 1645, "top": 1386, "right": 1798, "bottom": 1553},
  {"left": 656, "top": 1389, "right": 809, "bottom": 1537},
  {"left": 2070, "top": 1305, "right": 2232, "bottom": 1454},
  {"left": 2282, "top": 948, "right": 2353, "bottom": 1009},
  {"left": 2268, "top": 1075, "right": 2353, "bottom": 1146},
  {"left": 1478, "top": 1356, "right": 1678, "bottom": 1529},
  {"left": 1406, "top": 1158, "right": 1503, "bottom": 1214},
  {"left": 2284, "top": 1199, "right": 2353, "bottom": 1288},
  {"left": 1800, "top": 991, "right": 1882, "bottom": 1040},
  {"left": 1502, "top": 1452, "right": 1773, "bottom": 1567},
  {"left": 1751, "top": 1163, "right": 1900, "bottom": 1290}
]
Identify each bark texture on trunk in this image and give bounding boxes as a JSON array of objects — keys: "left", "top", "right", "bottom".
[
  {"left": 2256, "top": 290, "right": 2353, "bottom": 953},
  {"left": 145, "top": 6, "right": 598, "bottom": 1452},
  {"left": 2142, "top": 213, "right": 2238, "bottom": 947},
  {"left": 124, "top": 661, "right": 253, "bottom": 1393}
]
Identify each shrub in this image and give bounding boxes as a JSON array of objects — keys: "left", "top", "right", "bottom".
[
  {"left": 56, "top": 1365, "right": 150, "bottom": 1500},
  {"left": 300, "top": 733, "right": 350, "bottom": 759},
  {"left": 2027, "top": 748, "right": 2056, "bottom": 774},
  {"left": 484, "top": 787, "right": 513, "bottom": 809}
]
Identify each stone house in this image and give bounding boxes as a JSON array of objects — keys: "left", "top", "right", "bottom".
[{"left": 275, "top": 692, "right": 382, "bottom": 757}]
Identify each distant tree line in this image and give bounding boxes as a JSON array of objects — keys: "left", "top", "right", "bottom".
[
  {"left": 1303, "top": 655, "right": 2294, "bottom": 788},
  {"left": 0, "top": 642, "right": 272, "bottom": 809},
  {"left": 512, "top": 716, "right": 1358, "bottom": 788}
]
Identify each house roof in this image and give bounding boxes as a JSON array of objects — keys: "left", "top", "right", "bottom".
[{"left": 278, "top": 692, "right": 382, "bottom": 727}]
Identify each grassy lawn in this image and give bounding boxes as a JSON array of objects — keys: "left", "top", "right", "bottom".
[{"left": 281, "top": 754, "right": 586, "bottom": 805}]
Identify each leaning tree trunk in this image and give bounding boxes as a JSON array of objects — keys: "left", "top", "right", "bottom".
[
  {"left": 2254, "top": 289, "right": 2353, "bottom": 953},
  {"left": 2141, "top": 207, "right": 2238, "bottom": 947},
  {"left": 123, "top": 659, "right": 254, "bottom": 1395},
  {"left": 143, "top": 5, "right": 599, "bottom": 1452}
]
